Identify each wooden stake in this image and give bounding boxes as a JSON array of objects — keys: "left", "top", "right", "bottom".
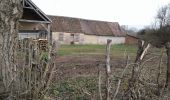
[{"left": 105, "top": 39, "right": 112, "bottom": 100}]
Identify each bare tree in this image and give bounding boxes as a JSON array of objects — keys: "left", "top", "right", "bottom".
[
  {"left": 138, "top": 4, "right": 170, "bottom": 90},
  {"left": 157, "top": 4, "right": 170, "bottom": 27},
  {"left": 154, "top": 5, "right": 170, "bottom": 90}
]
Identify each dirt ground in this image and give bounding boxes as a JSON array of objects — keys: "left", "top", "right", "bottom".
[
  {"left": 50, "top": 55, "right": 128, "bottom": 99},
  {"left": 54, "top": 55, "right": 127, "bottom": 80}
]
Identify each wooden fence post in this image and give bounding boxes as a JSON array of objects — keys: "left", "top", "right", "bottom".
[
  {"left": 24, "top": 38, "right": 33, "bottom": 66},
  {"left": 165, "top": 42, "right": 170, "bottom": 90},
  {"left": 105, "top": 39, "right": 112, "bottom": 100},
  {"left": 98, "top": 63, "right": 103, "bottom": 100}
]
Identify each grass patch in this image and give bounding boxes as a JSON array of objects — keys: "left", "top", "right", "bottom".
[
  {"left": 50, "top": 77, "right": 98, "bottom": 99},
  {"left": 57, "top": 44, "right": 137, "bottom": 57}
]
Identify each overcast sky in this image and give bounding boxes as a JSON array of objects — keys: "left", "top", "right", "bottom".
[{"left": 32, "top": 0, "right": 170, "bottom": 29}]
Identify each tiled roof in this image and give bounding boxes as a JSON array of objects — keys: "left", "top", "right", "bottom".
[{"left": 49, "top": 15, "right": 126, "bottom": 37}]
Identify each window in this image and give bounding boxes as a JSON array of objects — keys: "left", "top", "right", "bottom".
[
  {"left": 59, "top": 33, "right": 64, "bottom": 41},
  {"left": 71, "top": 34, "right": 74, "bottom": 37}
]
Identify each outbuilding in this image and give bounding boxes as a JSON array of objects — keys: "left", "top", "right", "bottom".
[{"left": 50, "top": 16, "right": 126, "bottom": 45}]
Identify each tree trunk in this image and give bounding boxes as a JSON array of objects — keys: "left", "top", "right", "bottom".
[
  {"left": 165, "top": 42, "right": 170, "bottom": 90},
  {"left": 0, "top": 0, "right": 22, "bottom": 97}
]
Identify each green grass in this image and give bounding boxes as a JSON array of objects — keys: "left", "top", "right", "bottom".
[
  {"left": 50, "top": 77, "right": 98, "bottom": 99},
  {"left": 57, "top": 44, "right": 137, "bottom": 57}
]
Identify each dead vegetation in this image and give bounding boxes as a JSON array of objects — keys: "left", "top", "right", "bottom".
[
  {"left": 49, "top": 40, "right": 169, "bottom": 100},
  {"left": 0, "top": 38, "right": 57, "bottom": 99}
]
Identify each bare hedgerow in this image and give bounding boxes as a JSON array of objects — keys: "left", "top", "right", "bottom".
[{"left": 0, "top": 37, "right": 57, "bottom": 99}]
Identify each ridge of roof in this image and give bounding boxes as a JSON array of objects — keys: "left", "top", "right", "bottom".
[
  {"left": 49, "top": 15, "right": 126, "bottom": 37},
  {"left": 48, "top": 15, "right": 118, "bottom": 24}
]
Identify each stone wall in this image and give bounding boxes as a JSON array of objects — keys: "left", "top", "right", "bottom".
[{"left": 52, "top": 32, "right": 125, "bottom": 45}]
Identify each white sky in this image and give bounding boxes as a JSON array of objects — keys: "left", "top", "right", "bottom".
[{"left": 32, "top": 0, "right": 170, "bottom": 29}]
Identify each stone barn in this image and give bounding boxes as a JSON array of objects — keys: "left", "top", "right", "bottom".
[{"left": 49, "top": 16, "right": 126, "bottom": 45}]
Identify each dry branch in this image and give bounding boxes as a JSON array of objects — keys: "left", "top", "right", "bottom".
[
  {"left": 127, "top": 40, "right": 151, "bottom": 99},
  {"left": 113, "top": 56, "right": 129, "bottom": 100},
  {"left": 98, "top": 63, "right": 103, "bottom": 100}
]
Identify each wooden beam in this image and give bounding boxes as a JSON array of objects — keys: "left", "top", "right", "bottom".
[
  {"left": 47, "top": 24, "right": 52, "bottom": 45},
  {"left": 40, "top": 24, "right": 48, "bottom": 30},
  {"left": 23, "top": 7, "right": 34, "bottom": 9},
  {"left": 19, "top": 19, "right": 50, "bottom": 23}
]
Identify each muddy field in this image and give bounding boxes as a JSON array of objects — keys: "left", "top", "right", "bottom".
[
  {"left": 48, "top": 45, "right": 168, "bottom": 99},
  {"left": 55, "top": 55, "right": 126, "bottom": 79}
]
